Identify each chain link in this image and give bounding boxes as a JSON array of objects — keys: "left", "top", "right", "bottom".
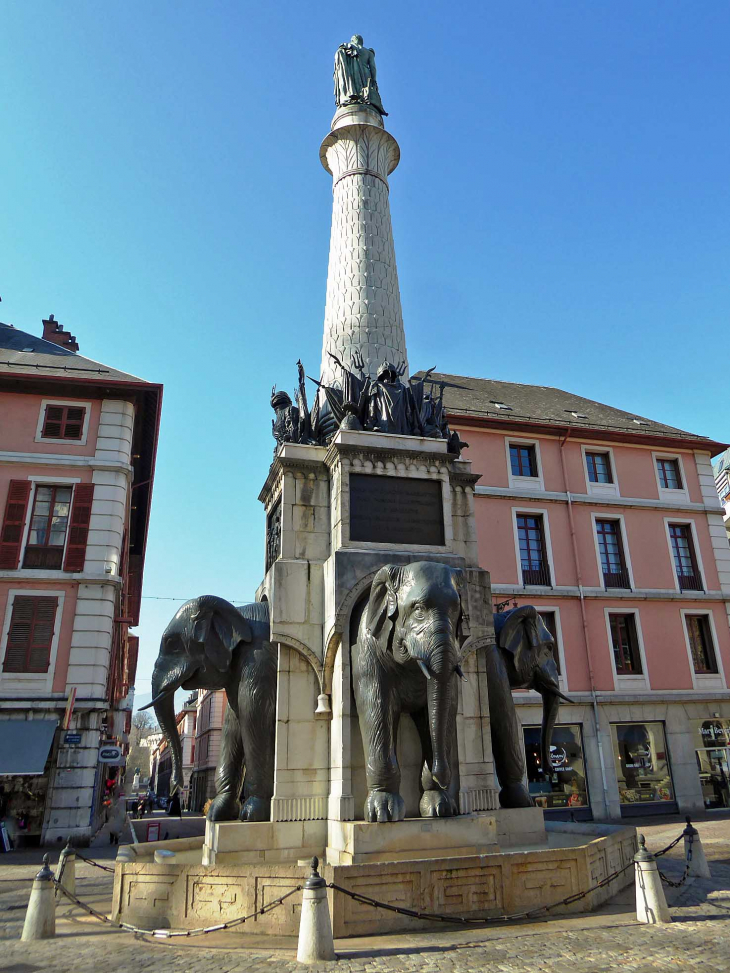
[
  {"left": 73, "top": 850, "right": 115, "bottom": 873},
  {"left": 658, "top": 832, "right": 693, "bottom": 888}
]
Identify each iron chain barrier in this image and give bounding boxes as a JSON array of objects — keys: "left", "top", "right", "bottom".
[{"left": 35, "top": 818, "right": 700, "bottom": 938}]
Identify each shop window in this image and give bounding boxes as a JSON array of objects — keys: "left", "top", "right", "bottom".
[
  {"left": 22, "top": 485, "right": 73, "bottom": 570},
  {"left": 609, "top": 613, "right": 642, "bottom": 675},
  {"left": 691, "top": 719, "right": 730, "bottom": 811},
  {"left": 516, "top": 514, "right": 551, "bottom": 586},
  {"left": 685, "top": 614, "right": 718, "bottom": 675},
  {"left": 669, "top": 524, "right": 703, "bottom": 592},
  {"left": 657, "top": 457, "right": 682, "bottom": 491},
  {"left": 523, "top": 724, "right": 589, "bottom": 811},
  {"left": 537, "top": 610, "right": 560, "bottom": 674},
  {"left": 510, "top": 443, "right": 537, "bottom": 478},
  {"left": 2, "top": 595, "right": 58, "bottom": 673},
  {"left": 595, "top": 520, "right": 631, "bottom": 589},
  {"left": 611, "top": 722, "right": 675, "bottom": 808},
  {"left": 586, "top": 452, "right": 613, "bottom": 484}
]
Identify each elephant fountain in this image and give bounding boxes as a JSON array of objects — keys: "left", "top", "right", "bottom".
[{"left": 141, "top": 595, "right": 276, "bottom": 822}]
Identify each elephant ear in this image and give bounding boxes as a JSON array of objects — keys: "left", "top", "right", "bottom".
[
  {"left": 498, "top": 605, "right": 540, "bottom": 683},
  {"left": 191, "top": 604, "right": 252, "bottom": 673},
  {"left": 366, "top": 565, "right": 402, "bottom": 646}
]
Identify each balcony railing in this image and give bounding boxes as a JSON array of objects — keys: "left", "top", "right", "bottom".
[
  {"left": 678, "top": 572, "right": 703, "bottom": 592},
  {"left": 522, "top": 565, "right": 552, "bottom": 586},
  {"left": 603, "top": 569, "right": 631, "bottom": 590}
]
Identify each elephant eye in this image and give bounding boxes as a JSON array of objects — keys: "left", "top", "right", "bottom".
[{"left": 413, "top": 605, "right": 426, "bottom": 618}]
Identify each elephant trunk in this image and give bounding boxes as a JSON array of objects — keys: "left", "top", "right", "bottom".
[
  {"left": 427, "top": 666, "right": 454, "bottom": 789},
  {"left": 152, "top": 673, "right": 183, "bottom": 795},
  {"left": 540, "top": 690, "right": 561, "bottom": 774}
]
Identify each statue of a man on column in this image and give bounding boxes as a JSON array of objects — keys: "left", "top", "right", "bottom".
[{"left": 333, "top": 35, "right": 387, "bottom": 115}]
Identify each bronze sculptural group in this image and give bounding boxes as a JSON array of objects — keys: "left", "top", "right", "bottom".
[
  {"left": 270, "top": 352, "right": 468, "bottom": 455},
  {"left": 333, "top": 34, "right": 386, "bottom": 115},
  {"left": 148, "top": 575, "right": 567, "bottom": 822}
]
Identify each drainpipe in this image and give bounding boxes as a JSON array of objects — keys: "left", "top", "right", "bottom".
[{"left": 559, "top": 428, "right": 611, "bottom": 815}]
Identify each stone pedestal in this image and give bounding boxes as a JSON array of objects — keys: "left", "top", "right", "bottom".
[{"left": 257, "top": 429, "right": 500, "bottom": 829}]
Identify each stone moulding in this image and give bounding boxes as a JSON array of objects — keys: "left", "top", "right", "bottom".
[{"left": 270, "top": 796, "right": 328, "bottom": 823}]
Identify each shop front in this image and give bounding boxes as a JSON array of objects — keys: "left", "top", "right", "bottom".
[
  {"left": 692, "top": 719, "right": 730, "bottom": 810},
  {"left": 0, "top": 719, "right": 58, "bottom": 848},
  {"left": 523, "top": 723, "right": 592, "bottom": 820},
  {"left": 611, "top": 721, "right": 677, "bottom": 816}
]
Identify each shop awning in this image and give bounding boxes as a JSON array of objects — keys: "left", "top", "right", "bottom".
[{"left": 0, "top": 719, "right": 58, "bottom": 775}]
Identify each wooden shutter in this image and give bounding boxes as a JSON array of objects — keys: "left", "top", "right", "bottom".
[
  {"left": 0, "top": 480, "right": 32, "bottom": 569},
  {"left": 41, "top": 405, "right": 65, "bottom": 438},
  {"left": 63, "top": 484, "right": 95, "bottom": 572},
  {"left": 62, "top": 407, "right": 85, "bottom": 440},
  {"left": 3, "top": 595, "right": 58, "bottom": 673}
]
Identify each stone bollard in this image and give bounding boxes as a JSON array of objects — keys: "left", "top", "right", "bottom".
[
  {"left": 55, "top": 841, "right": 76, "bottom": 896},
  {"left": 297, "top": 857, "right": 336, "bottom": 964},
  {"left": 21, "top": 855, "right": 56, "bottom": 941},
  {"left": 634, "top": 834, "right": 671, "bottom": 924},
  {"left": 683, "top": 817, "right": 711, "bottom": 879}
]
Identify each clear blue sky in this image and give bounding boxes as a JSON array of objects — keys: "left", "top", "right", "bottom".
[{"left": 2, "top": 3, "right": 728, "bottom": 707}]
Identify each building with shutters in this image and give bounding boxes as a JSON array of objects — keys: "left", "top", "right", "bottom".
[
  {"left": 189, "top": 689, "right": 226, "bottom": 812},
  {"left": 0, "top": 316, "right": 161, "bottom": 845},
  {"left": 423, "top": 373, "right": 730, "bottom": 820}
]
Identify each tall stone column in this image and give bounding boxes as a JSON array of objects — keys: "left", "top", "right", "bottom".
[{"left": 319, "top": 105, "right": 408, "bottom": 388}]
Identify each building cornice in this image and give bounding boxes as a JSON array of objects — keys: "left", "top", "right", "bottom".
[
  {"left": 491, "top": 583, "right": 729, "bottom": 603},
  {"left": 474, "top": 484, "right": 723, "bottom": 515},
  {"left": 0, "top": 450, "right": 133, "bottom": 476}
]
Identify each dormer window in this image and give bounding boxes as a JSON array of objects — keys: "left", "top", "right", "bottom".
[
  {"left": 491, "top": 401, "right": 513, "bottom": 411},
  {"left": 565, "top": 410, "right": 588, "bottom": 420},
  {"left": 631, "top": 418, "right": 650, "bottom": 426}
]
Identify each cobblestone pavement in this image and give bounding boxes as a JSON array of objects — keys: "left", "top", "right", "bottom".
[{"left": 2, "top": 816, "right": 730, "bottom": 972}]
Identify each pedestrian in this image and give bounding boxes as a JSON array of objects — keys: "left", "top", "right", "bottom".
[
  {"left": 107, "top": 797, "right": 126, "bottom": 845},
  {"left": 167, "top": 791, "right": 182, "bottom": 818}
]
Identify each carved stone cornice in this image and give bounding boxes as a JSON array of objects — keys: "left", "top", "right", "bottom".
[{"left": 258, "top": 446, "right": 328, "bottom": 506}]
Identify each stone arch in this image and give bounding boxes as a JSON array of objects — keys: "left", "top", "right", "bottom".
[
  {"left": 275, "top": 635, "right": 324, "bottom": 693},
  {"left": 322, "top": 569, "right": 381, "bottom": 693}
]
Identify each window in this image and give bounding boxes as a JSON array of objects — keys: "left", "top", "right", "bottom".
[
  {"left": 657, "top": 458, "right": 682, "bottom": 491},
  {"left": 668, "top": 523, "right": 702, "bottom": 591},
  {"left": 516, "top": 514, "right": 551, "bottom": 585},
  {"left": 41, "top": 405, "right": 86, "bottom": 441},
  {"left": 2, "top": 595, "right": 58, "bottom": 673},
  {"left": 510, "top": 444, "right": 537, "bottom": 478},
  {"left": 609, "top": 613, "right": 642, "bottom": 674},
  {"left": 595, "top": 520, "right": 630, "bottom": 588},
  {"left": 23, "top": 486, "right": 72, "bottom": 569},
  {"left": 523, "top": 724, "right": 588, "bottom": 811},
  {"left": 611, "top": 722, "right": 674, "bottom": 807},
  {"left": 538, "top": 610, "right": 560, "bottom": 673},
  {"left": 586, "top": 452, "right": 613, "bottom": 484},
  {"left": 685, "top": 615, "right": 718, "bottom": 674}
]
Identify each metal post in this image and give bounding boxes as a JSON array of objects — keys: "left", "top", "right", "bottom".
[
  {"left": 683, "top": 817, "right": 711, "bottom": 879},
  {"left": 21, "top": 854, "right": 56, "bottom": 941},
  {"left": 634, "top": 834, "right": 671, "bottom": 924},
  {"left": 296, "top": 856, "right": 335, "bottom": 963}
]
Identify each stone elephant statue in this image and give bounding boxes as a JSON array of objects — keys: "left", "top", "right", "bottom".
[
  {"left": 350, "top": 560, "right": 467, "bottom": 822},
  {"left": 486, "top": 605, "right": 571, "bottom": 808},
  {"left": 141, "top": 595, "right": 276, "bottom": 822}
]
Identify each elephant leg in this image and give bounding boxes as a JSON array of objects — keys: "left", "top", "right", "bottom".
[
  {"left": 484, "top": 645, "right": 534, "bottom": 808},
  {"left": 413, "top": 701, "right": 459, "bottom": 818},
  {"left": 354, "top": 655, "right": 405, "bottom": 822},
  {"left": 207, "top": 704, "right": 245, "bottom": 821},
  {"left": 237, "top": 683, "right": 275, "bottom": 822}
]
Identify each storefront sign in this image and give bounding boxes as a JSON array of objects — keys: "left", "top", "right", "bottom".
[
  {"left": 98, "top": 745, "right": 125, "bottom": 765},
  {"left": 64, "top": 733, "right": 82, "bottom": 746},
  {"left": 146, "top": 822, "right": 161, "bottom": 842}
]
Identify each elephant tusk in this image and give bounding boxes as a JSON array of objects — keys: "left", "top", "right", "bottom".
[
  {"left": 454, "top": 664, "right": 468, "bottom": 682},
  {"left": 417, "top": 660, "right": 432, "bottom": 680},
  {"left": 139, "top": 686, "right": 176, "bottom": 710},
  {"left": 555, "top": 690, "right": 572, "bottom": 704}
]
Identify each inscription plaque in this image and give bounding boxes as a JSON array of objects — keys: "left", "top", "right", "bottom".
[{"left": 349, "top": 474, "right": 445, "bottom": 546}]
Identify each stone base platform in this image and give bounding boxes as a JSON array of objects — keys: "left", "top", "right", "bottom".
[
  {"left": 112, "top": 820, "right": 636, "bottom": 938},
  {"left": 201, "top": 809, "right": 545, "bottom": 867}
]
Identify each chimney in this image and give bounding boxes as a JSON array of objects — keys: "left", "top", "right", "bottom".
[{"left": 42, "top": 315, "right": 79, "bottom": 352}]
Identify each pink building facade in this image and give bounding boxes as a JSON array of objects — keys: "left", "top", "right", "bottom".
[
  {"left": 438, "top": 373, "right": 730, "bottom": 820},
  {"left": 189, "top": 689, "right": 227, "bottom": 812},
  {"left": 0, "top": 317, "right": 161, "bottom": 845}
]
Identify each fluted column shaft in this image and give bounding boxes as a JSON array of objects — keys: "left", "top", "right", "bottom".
[{"left": 319, "top": 107, "right": 408, "bottom": 388}]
